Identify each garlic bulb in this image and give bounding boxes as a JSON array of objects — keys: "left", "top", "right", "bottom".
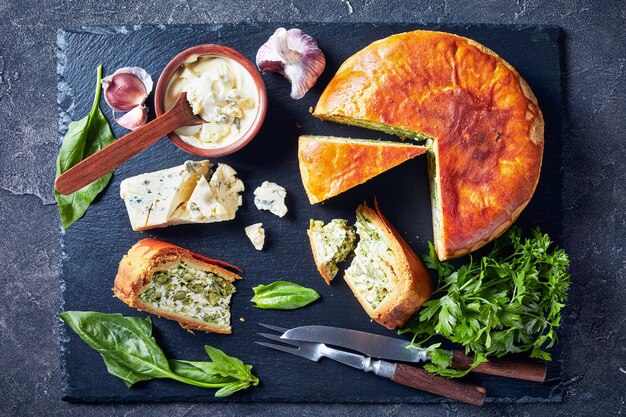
[
  {"left": 114, "top": 105, "right": 148, "bottom": 130},
  {"left": 256, "top": 28, "right": 326, "bottom": 99},
  {"left": 101, "top": 67, "right": 153, "bottom": 112}
]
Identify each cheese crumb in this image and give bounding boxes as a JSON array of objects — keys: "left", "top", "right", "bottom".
[
  {"left": 253, "top": 181, "right": 288, "bottom": 217},
  {"left": 245, "top": 223, "right": 265, "bottom": 250}
]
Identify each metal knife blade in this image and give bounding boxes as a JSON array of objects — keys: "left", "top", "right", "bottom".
[{"left": 281, "top": 325, "right": 431, "bottom": 363}]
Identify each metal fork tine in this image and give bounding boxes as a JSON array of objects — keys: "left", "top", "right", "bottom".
[
  {"left": 254, "top": 342, "right": 312, "bottom": 360},
  {"left": 257, "top": 332, "right": 302, "bottom": 347},
  {"left": 258, "top": 323, "right": 289, "bottom": 333}
]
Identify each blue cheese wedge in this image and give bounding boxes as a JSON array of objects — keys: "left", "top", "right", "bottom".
[
  {"left": 120, "top": 160, "right": 244, "bottom": 231},
  {"left": 244, "top": 223, "right": 265, "bottom": 250},
  {"left": 253, "top": 181, "right": 288, "bottom": 217}
]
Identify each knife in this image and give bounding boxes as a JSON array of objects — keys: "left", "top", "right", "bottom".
[
  {"left": 282, "top": 325, "right": 547, "bottom": 382},
  {"left": 257, "top": 323, "right": 486, "bottom": 405}
]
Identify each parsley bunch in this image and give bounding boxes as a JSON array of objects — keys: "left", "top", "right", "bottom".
[{"left": 400, "top": 227, "right": 570, "bottom": 377}]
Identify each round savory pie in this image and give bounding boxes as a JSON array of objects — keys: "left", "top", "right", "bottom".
[{"left": 313, "top": 30, "right": 544, "bottom": 260}]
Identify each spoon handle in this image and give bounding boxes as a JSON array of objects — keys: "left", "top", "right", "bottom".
[{"left": 55, "top": 98, "right": 192, "bottom": 196}]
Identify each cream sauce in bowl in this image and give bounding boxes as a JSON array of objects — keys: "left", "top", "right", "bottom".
[{"left": 164, "top": 55, "right": 259, "bottom": 150}]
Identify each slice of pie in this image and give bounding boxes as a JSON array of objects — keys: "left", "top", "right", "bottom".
[
  {"left": 313, "top": 30, "right": 544, "bottom": 260},
  {"left": 307, "top": 218, "right": 357, "bottom": 284},
  {"left": 298, "top": 135, "right": 428, "bottom": 204},
  {"left": 113, "top": 239, "right": 242, "bottom": 334},
  {"left": 344, "top": 201, "right": 432, "bottom": 329}
]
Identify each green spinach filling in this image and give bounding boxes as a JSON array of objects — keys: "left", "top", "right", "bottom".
[
  {"left": 345, "top": 213, "right": 394, "bottom": 309},
  {"left": 321, "top": 115, "right": 432, "bottom": 142},
  {"left": 138, "top": 262, "right": 235, "bottom": 328},
  {"left": 310, "top": 219, "right": 356, "bottom": 278},
  {"left": 425, "top": 139, "right": 442, "bottom": 241}
]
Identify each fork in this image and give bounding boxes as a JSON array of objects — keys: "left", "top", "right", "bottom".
[{"left": 256, "top": 324, "right": 486, "bottom": 405}]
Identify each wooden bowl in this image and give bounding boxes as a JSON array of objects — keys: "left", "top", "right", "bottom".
[{"left": 154, "top": 44, "right": 267, "bottom": 157}]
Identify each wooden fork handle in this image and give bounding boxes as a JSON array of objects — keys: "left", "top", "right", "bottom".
[
  {"left": 391, "top": 363, "right": 486, "bottom": 405},
  {"left": 451, "top": 350, "right": 547, "bottom": 382},
  {"left": 54, "top": 96, "right": 192, "bottom": 195}
]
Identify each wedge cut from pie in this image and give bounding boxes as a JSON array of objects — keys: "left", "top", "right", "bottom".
[
  {"left": 298, "top": 135, "right": 428, "bottom": 204},
  {"left": 313, "top": 30, "right": 544, "bottom": 260}
]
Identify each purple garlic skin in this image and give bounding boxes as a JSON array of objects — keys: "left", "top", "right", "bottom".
[
  {"left": 101, "top": 67, "right": 153, "bottom": 112},
  {"left": 114, "top": 105, "right": 148, "bottom": 130},
  {"left": 256, "top": 28, "right": 326, "bottom": 99}
]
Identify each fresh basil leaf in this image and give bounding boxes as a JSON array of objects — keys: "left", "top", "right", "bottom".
[
  {"left": 251, "top": 281, "right": 320, "bottom": 309},
  {"left": 215, "top": 380, "right": 253, "bottom": 398},
  {"left": 60, "top": 312, "right": 260, "bottom": 397},
  {"left": 54, "top": 65, "right": 115, "bottom": 229},
  {"left": 168, "top": 360, "right": 236, "bottom": 385},
  {"left": 204, "top": 345, "right": 259, "bottom": 385},
  {"left": 59, "top": 311, "right": 173, "bottom": 387}
]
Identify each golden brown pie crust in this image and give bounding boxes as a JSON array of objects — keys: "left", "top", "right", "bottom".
[
  {"left": 314, "top": 30, "right": 544, "bottom": 259},
  {"left": 298, "top": 136, "right": 428, "bottom": 204}
]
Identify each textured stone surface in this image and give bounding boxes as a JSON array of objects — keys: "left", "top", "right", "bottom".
[{"left": 0, "top": 0, "right": 625, "bottom": 416}]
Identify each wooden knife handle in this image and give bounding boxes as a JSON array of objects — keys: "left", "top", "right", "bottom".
[
  {"left": 391, "top": 363, "right": 486, "bottom": 405},
  {"left": 451, "top": 350, "right": 547, "bottom": 382}
]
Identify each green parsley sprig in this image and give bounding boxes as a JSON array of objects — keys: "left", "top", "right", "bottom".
[{"left": 400, "top": 227, "right": 570, "bottom": 377}]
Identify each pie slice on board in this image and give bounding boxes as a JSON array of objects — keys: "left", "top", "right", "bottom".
[{"left": 298, "top": 135, "right": 428, "bottom": 204}]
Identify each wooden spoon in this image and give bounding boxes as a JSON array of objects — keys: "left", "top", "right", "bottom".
[{"left": 54, "top": 94, "right": 204, "bottom": 195}]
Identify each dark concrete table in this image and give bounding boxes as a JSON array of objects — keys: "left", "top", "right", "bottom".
[{"left": 1, "top": 1, "right": 624, "bottom": 416}]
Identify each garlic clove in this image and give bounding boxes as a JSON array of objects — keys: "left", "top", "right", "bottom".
[
  {"left": 114, "top": 105, "right": 148, "bottom": 130},
  {"left": 283, "top": 57, "right": 323, "bottom": 100},
  {"left": 256, "top": 27, "right": 326, "bottom": 99},
  {"left": 101, "top": 67, "right": 153, "bottom": 112}
]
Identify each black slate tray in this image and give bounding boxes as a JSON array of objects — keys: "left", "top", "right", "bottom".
[{"left": 58, "top": 23, "right": 564, "bottom": 403}]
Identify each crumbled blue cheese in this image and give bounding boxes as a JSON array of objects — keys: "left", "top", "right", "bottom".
[
  {"left": 244, "top": 223, "right": 265, "bottom": 250},
  {"left": 185, "top": 164, "right": 244, "bottom": 222},
  {"left": 253, "top": 181, "right": 288, "bottom": 217},
  {"left": 120, "top": 160, "right": 244, "bottom": 231}
]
